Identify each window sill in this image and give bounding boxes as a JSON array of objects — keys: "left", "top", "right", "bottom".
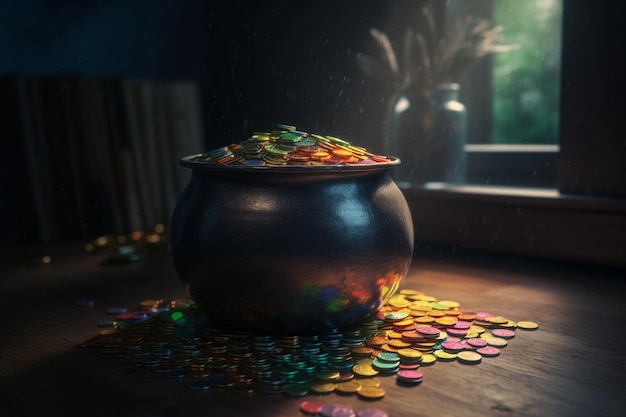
[
  {"left": 401, "top": 182, "right": 626, "bottom": 269},
  {"left": 464, "top": 144, "right": 559, "bottom": 188}
]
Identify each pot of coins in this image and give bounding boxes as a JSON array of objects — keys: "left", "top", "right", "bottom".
[{"left": 170, "top": 127, "right": 414, "bottom": 334}]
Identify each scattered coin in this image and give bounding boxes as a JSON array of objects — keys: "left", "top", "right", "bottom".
[{"left": 79, "top": 286, "right": 538, "bottom": 416}]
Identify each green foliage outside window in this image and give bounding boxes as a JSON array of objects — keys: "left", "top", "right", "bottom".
[{"left": 492, "top": 0, "right": 562, "bottom": 144}]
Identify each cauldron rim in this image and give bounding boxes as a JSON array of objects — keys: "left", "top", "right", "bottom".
[{"left": 180, "top": 154, "right": 401, "bottom": 174}]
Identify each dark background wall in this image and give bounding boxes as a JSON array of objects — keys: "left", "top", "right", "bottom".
[
  {"left": 0, "top": 1, "right": 208, "bottom": 80},
  {"left": 1, "top": 0, "right": 431, "bottom": 153}
]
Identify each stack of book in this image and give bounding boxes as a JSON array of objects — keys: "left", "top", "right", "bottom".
[{"left": 0, "top": 74, "right": 206, "bottom": 244}]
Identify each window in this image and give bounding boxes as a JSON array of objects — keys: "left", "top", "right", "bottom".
[
  {"left": 443, "top": 0, "right": 564, "bottom": 188},
  {"left": 491, "top": 0, "right": 562, "bottom": 145},
  {"left": 446, "top": 0, "right": 562, "bottom": 146},
  {"left": 405, "top": 0, "right": 626, "bottom": 267}
]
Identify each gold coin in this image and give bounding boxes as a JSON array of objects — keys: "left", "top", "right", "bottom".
[
  {"left": 139, "top": 299, "right": 162, "bottom": 309},
  {"left": 312, "top": 370, "right": 340, "bottom": 381},
  {"left": 98, "top": 328, "right": 120, "bottom": 335},
  {"left": 409, "top": 309, "right": 430, "bottom": 317},
  {"left": 332, "top": 148, "right": 353, "bottom": 158},
  {"left": 380, "top": 344, "right": 400, "bottom": 353},
  {"left": 388, "top": 339, "right": 411, "bottom": 349},
  {"left": 366, "top": 336, "right": 388, "bottom": 347},
  {"left": 410, "top": 299, "right": 432, "bottom": 308},
  {"left": 353, "top": 363, "right": 379, "bottom": 377},
  {"left": 399, "top": 289, "right": 423, "bottom": 296},
  {"left": 392, "top": 318, "right": 415, "bottom": 328},
  {"left": 434, "top": 350, "right": 457, "bottom": 361},
  {"left": 457, "top": 351, "right": 482, "bottom": 364},
  {"left": 414, "top": 342, "right": 436, "bottom": 350},
  {"left": 485, "top": 316, "right": 508, "bottom": 325},
  {"left": 357, "top": 378, "right": 381, "bottom": 388},
  {"left": 486, "top": 337, "right": 508, "bottom": 347},
  {"left": 516, "top": 321, "right": 539, "bottom": 330},
  {"left": 335, "top": 380, "right": 362, "bottom": 394},
  {"left": 388, "top": 296, "right": 411, "bottom": 309},
  {"left": 386, "top": 331, "right": 403, "bottom": 339},
  {"left": 438, "top": 300, "right": 461, "bottom": 309},
  {"left": 469, "top": 325, "right": 486, "bottom": 334},
  {"left": 307, "top": 381, "right": 336, "bottom": 394},
  {"left": 420, "top": 353, "right": 437, "bottom": 365},
  {"left": 435, "top": 317, "right": 458, "bottom": 327},
  {"left": 414, "top": 316, "right": 435, "bottom": 324},
  {"left": 357, "top": 386, "right": 386, "bottom": 399},
  {"left": 397, "top": 348, "right": 423, "bottom": 360}
]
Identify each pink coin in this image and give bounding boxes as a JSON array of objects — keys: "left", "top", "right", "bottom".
[
  {"left": 357, "top": 409, "right": 389, "bottom": 417},
  {"left": 321, "top": 405, "right": 355, "bottom": 417},
  {"left": 415, "top": 326, "right": 440, "bottom": 336},
  {"left": 397, "top": 370, "right": 424, "bottom": 380},
  {"left": 477, "top": 346, "right": 501, "bottom": 357},
  {"left": 492, "top": 329, "right": 516, "bottom": 339},
  {"left": 446, "top": 328, "right": 468, "bottom": 337},
  {"left": 466, "top": 338, "right": 488, "bottom": 348},
  {"left": 475, "top": 311, "right": 494, "bottom": 319},
  {"left": 445, "top": 336, "right": 463, "bottom": 343},
  {"left": 116, "top": 312, "right": 134, "bottom": 320},
  {"left": 300, "top": 400, "right": 326, "bottom": 415},
  {"left": 442, "top": 341, "right": 466, "bottom": 351},
  {"left": 454, "top": 320, "right": 473, "bottom": 329},
  {"left": 401, "top": 330, "right": 421, "bottom": 340}
]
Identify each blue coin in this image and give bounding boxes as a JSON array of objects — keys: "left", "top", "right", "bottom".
[
  {"left": 243, "top": 159, "right": 265, "bottom": 166},
  {"left": 184, "top": 378, "right": 211, "bottom": 391},
  {"left": 164, "top": 369, "right": 186, "bottom": 380},
  {"left": 106, "top": 307, "right": 127, "bottom": 315},
  {"left": 75, "top": 298, "right": 95, "bottom": 307},
  {"left": 207, "top": 373, "right": 233, "bottom": 388}
]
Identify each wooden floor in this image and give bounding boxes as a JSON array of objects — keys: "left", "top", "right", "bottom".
[{"left": 1, "top": 243, "right": 625, "bottom": 417}]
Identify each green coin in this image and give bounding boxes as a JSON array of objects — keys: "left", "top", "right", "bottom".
[
  {"left": 372, "top": 358, "right": 399, "bottom": 370},
  {"left": 263, "top": 144, "right": 289, "bottom": 156},
  {"left": 283, "top": 383, "right": 309, "bottom": 397},
  {"left": 276, "top": 123, "right": 296, "bottom": 131},
  {"left": 376, "top": 352, "right": 400, "bottom": 363},
  {"left": 279, "top": 132, "right": 301, "bottom": 141},
  {"left": 295, "top": 137, "right": 316, "bottom": 147},
  {"left": 312, "top": 370, "right": 340, "bottom": 381}
]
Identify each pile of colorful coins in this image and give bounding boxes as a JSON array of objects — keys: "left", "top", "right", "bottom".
[
  {"left": 195, "top": 124, "right": 391, "bottom": 166},
  {"left": 79, "top": 288, "right": 538, "bottom": 399}
]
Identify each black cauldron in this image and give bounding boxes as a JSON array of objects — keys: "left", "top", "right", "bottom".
[{"left": 170, "top": 156, "right": 414, "bottom": 334}]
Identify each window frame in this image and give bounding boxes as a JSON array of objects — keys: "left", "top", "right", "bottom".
[{"left": 402, "top": 0, "right": 626, "bottom": 268}]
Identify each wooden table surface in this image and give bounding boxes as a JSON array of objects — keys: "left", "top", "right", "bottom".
[{"left": 1, "top": 244, "right": 625, "bottom": 417}]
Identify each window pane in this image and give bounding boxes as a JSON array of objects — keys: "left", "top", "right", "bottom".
[{"left": 491, "top": 0, "right": 562, "bottom": 144}]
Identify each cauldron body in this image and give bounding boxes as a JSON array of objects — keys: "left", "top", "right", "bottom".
[{"left": 171, "top": 156, "right": 414, "bottom": 334}]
